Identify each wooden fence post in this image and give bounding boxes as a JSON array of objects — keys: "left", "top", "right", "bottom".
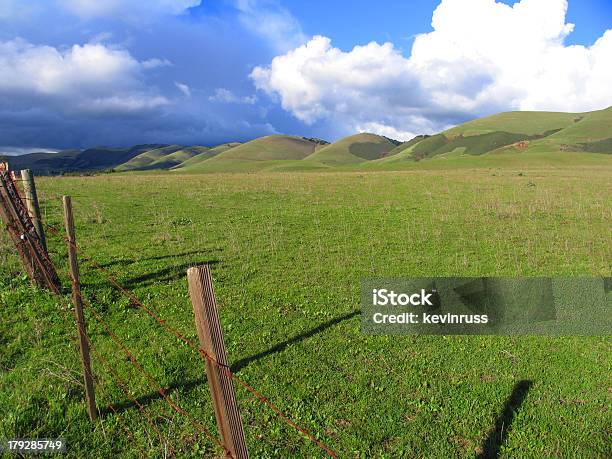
[
  {"left": 0, "top": 163, "right": 60, "bottom": 293},
  {"left": 187, "top": 266, "right": 249, "bottom": 459},
  {"left": 63, "top": 196, "right": 97, "bottom": 421},
  {"left": 20, "top": 169, "right": 46, "bottom": 251},
  {"left": 0, "top": 164, "right": 36, "bottom": 281}
]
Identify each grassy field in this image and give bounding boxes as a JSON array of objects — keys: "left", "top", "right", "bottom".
[{"left": 1, "top": 164, "right": 611, "bottom": 458}]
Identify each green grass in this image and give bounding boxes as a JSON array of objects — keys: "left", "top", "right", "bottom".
[
  {"left": 1, "top": 164, "right": 611, "bottom": 458},
  {"left": 174, "top": 158, "right": 332, "bottom": 174}
]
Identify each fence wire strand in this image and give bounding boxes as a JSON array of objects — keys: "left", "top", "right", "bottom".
[
  {"left": 4, "top": 175, "right": 339, "bottom": 457},
  {"left": 50, "top": 288, "right": 147, "bottom": 458},
  {"left": 44, "top": 221, "right": 339, "bottom": 458}
]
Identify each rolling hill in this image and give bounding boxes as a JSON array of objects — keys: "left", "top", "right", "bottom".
[
  {"left": 4, "top": 107, "right": 610, "bottom": 174},
  {"left": 210, "top": 135, "right": 325, "bottom": 161},
  {"left": 375, "top": 107, "right": 612, "bottom": 165},
  {"left": 493, "top": 107, "right": 612, "bottom": 155},
  {"left": 171, "top": 143, "right": 242, "bottom": 170},
  {"left": 384, "top": 135, "right": 430, "bottom": 157},
  {"left": 144, "top": 147, "right": 210, "bottom": 170},
  {"left": 304, "top": 133, "right": 401, "bottom": 166},
  {"left": 177, "top": 135, "right": 329, "bottom": 172},
  {"left": 443, "top": 110, "right": 579, "bottom": 138},
  {"left": 4, "top": 145, "right": 168, "bottom": 175},
  {"left": 115, "top": 145, "right": 185, "bottom": 171}
]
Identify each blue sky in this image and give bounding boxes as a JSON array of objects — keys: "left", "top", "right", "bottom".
[
  {"left": 0, "top": 0, "right": 611, "bottom": 153},
  {"left": 278, "top": 0, "right": 612, "bottom": 49}
]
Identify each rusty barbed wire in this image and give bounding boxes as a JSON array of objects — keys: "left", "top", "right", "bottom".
[{"left": 44, "top": 221, "right": 339, "bottom": 458}]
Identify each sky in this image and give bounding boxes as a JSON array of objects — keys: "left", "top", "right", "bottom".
[{"left": 0, "top": 0, "right": 611, "bottom": 154}]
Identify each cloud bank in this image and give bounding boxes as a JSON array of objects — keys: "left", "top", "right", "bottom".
[
  {"left": 252, "top": 0, "right": 612, "bottom": 139},
  {"left": 0, "top": 39, "right": 169, "bottom": 114}
]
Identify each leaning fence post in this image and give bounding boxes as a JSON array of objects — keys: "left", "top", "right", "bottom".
[
  {"left": 187, "top": 265, "right": 249, "bottom": 459},
  {"left": 0, "top": 163, "right": 36, "bottom": 281},
  {"left": 63, "top": 195, "right": 97, "bottom": 421},
  {"left": 20, "top": 169, "right": 46, "bottom": 251}
]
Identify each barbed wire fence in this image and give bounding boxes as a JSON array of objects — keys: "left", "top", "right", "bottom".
[{"left": 1, "top": 167, "right": 340, "bottom": 458}]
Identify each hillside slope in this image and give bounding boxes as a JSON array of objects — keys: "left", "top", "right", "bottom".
[
  {"left": 497, "top": 107, "right": 612, "bottom": 155},
  {"left": 378, "top": 108, "right": 612, "bottom": 163},
  {"left": 304, "top": 133, "right": 400, "bottom": 166},
  {"left": 143, "top": 147, "right": 210, "bottom": 170},
  {"left": 5, "top": 150, "right": 82, "bottom": 173},
  {"left": 116, "top": 145, "right": 185, "bottom": 171},
  {"left": 6, "top": 145, "right": 167, "bottom": 174},
  {"left": 171, "top": 143, "right": 242, "bottom": 170},
  {"left": 444, "top": 111, "right": 579, "bottom": 138},
  {"left": 5, "top": 108, "right": 610, "bottom": 174},
  {"left": 385, "top": 135, "right": 430, "bottom": 157},
  {"left": 215, "top": 135, "right": 324, "bottom": 161},
  {"left": 178, "top": 136, "right": 328, "bottom": 172}
]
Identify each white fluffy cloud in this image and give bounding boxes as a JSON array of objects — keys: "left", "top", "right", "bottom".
[
  {"left": 252, "top": 0, "right": 612, "bottom": 138},
  {"left": 0, "top": 39, "right": 169, "bottom": 114}
]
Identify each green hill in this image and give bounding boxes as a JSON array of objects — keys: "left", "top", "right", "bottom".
[
  {"left": 384, "top": 135, "right": 430, "bottom": 157},
  {"left": 377, "top": 108, "right": 612, "bottom": 164},
  {"left": 143, "top": 146, "right": 210, "bottom": 170},
  {"left": 214, "top": 135, "right": 323, "bottom": 161},
  {"left": 4, "top": 149, "right": 81, "bottom": 173},
  {"left": 115, "top": 145, "right": 184, "bottom": 171},
  {"left": 304, "top": 133, "right": 400, "bottom": 166},
  {"left": 444, "top": 110, "right": 579, "bottom": 138},
  {"left": 5, "top": 145, "right": 167, "bottom": 174},
  {"left": 6, "top": 108, "right": 611, "bottom": 175},
  {"left": 497, "top": 107, "right": 612, "bottom": 155},
  {"left": 171, "top": 143, "right": 242, "bottom": 170},
  {"left": 178, "top": 136, "right": 327, "bottom": 172}
]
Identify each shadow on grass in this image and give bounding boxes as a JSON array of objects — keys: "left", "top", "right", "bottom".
[
  {"left": 104, "top": 310, "right": 360, "bottom": 416},
  {"left": 120, "top": 260, "right": 221, "bottom": 289},
  {"left": 230, "top": 310, "right": 360, "bottom": 373},
  {"left": 94, "top": 250, "right": 222, "bottom": 269},
  {"left": 477, "top": 380, "right": 533, "bottom": 459},
  {"left": 80, "top": 259, "right": 221, "bottom": 293}
]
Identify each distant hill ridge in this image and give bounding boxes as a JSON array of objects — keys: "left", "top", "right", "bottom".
[{"left": 4, "top": 107, "right": 610, "bottom": 174}]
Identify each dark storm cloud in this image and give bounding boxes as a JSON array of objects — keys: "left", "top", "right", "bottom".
[{"left": 0, "top": 0, "right": 314, "bottom": 151}]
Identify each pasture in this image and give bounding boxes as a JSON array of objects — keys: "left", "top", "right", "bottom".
[{"left": 1, "top": 164, "right": 610, "bottom": 457}]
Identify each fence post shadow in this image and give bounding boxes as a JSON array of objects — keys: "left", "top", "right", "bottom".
[
  {"left": 477, "top": 380, "right": 533, "bottom": 459},
  {"left": 107, "top": 309, "right": 361, "bottom": 415},
  {"left": 231, "top": 310, "right": 360, "bottom": 373}
]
